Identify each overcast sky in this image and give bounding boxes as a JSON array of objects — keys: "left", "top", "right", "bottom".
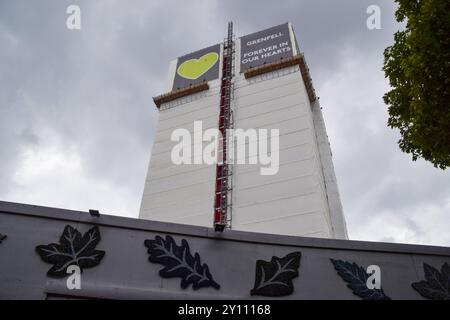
[{"left": 1, "top": 0, "right": 449, "bottom": 246}]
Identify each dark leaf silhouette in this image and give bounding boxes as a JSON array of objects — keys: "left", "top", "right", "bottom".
[
  {"left": 36, "top": 225, "right": 105, "bottom": 277},
  {"left": 0, "top": 233, "right": 6, "bottom": 243},
  {"left": 412, "top": 262, "right": 450, "bottom": 300},
  {"left": 330, "top": 259, "right": 391, "bottom": 300},
  {"left": 250, "top": 251, "right": 301, "bottom": 297},
  {"left": 144, "top": 235, "right": 220, "bottom": 290}
]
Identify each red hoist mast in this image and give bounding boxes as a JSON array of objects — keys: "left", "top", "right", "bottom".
[{"left": 214, "top": 22, "right": 234, "bottom": 232}]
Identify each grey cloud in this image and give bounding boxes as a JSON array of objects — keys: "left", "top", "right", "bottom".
[{"left": 1, "top": 0, "right": 449, "bottom": 245}]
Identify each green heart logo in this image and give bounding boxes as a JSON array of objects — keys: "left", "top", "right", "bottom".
[{"left": 177, "top": 52, "right": 219, "bottom": 80}]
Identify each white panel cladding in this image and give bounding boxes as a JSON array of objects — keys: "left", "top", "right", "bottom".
[
  {"left": 234, "top": 175, "right": 322, "bottom": 206},
  {"left": 152, "top": 116, "right": 217, "bottom": 146},
  {"left": 155, "top": 103, "right": 218, "bottom": 132},
  {"left": 234, "top": 159, "right": 318, "bottom": 190},
  {"left": 140, "top": 171, "right": 215, "bottom": 226},
  {"left": 311, "top": 100, "right": 349, "bottom": 239},
  {"left": 233, "top": 192, "right": 326, "bottom": 223},
  {"left": 230, "top": 64, "right": 334, "bottom": 238},
  {"left": 145, "top": 165, "right": 214, "bottom": 195},
  {"left": 139, "top": 79, "right": 220, "bottom": 226}
]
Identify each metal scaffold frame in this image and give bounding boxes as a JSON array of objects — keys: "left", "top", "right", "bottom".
[{"left": 214, "top": 22, "right": 235, "bottom": 232}]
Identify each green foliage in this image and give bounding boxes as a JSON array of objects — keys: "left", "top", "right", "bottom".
[{"left": 383, "top": 0, "right": 450, "bottom": 169}]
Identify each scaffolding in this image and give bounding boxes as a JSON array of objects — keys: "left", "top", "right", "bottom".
[{"left": 214, "top": 22, "right": 235, "bottom": 232}]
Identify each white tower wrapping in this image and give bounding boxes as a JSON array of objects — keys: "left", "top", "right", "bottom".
[{"left": 139, "top": 23, "right": 348, "bottom": 239}]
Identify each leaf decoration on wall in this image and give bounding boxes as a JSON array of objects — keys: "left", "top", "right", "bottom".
[
  {"left": 36, "top": 225, "right": 105, "bottom": 277},
  {"left": 0, "top": 233, "right": 6, "bottom": 243},
  {"left": 250, "top": 251, "right": 301, "bottom": 297},
  {"left": 330, "top": 259, "right": 391, "bottom": 300},
  {"left": 144, "top": 235, "right": 220, "bottom": 290},
  {"left": 412, "top": 262, "right": 450, "bottom": 300}
]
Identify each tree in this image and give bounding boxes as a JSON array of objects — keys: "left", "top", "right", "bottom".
[{"left": 383, "top": 0, "right": 450, "bottom": 169}]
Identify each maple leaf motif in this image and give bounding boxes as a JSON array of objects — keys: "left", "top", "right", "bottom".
[
  {"left": 36, "top": 225, "right": 105, "bottom": 277},
  {"left": 144, "top": 235, "right": 220, "bottom": 290},
  {"left": 251, "top": 251, "right": 301, "bottom": 297},
  {"left": 330, "top": 259, "right": 391, "bottom": 300},
  {"left": 412, "top": 262, "right": 450, "bottom": 300}
]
